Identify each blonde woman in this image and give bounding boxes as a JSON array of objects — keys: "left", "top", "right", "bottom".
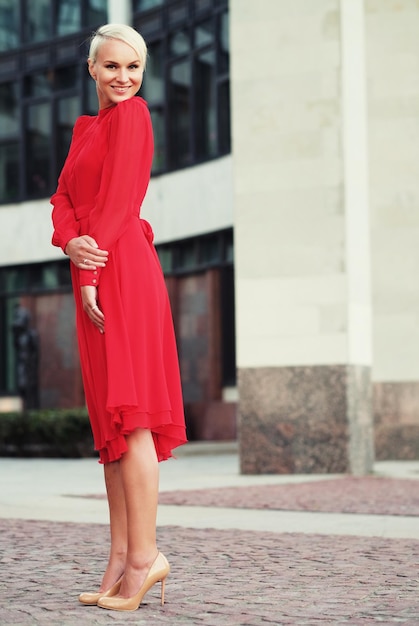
[{"left": 51, "top": 24, "right": 187, "bottom": 612}]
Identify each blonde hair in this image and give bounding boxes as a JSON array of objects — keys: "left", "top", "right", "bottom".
[{"left": 89, "top": 24, "right": 147, "bottom": 69}]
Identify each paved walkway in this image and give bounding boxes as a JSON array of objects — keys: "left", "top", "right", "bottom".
[{"left": 0, "top": 446, "right": 419, "bottom": 624}]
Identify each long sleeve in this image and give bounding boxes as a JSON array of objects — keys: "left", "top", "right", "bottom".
[
  {"left": 79, "top": 98, "right": 154, "bottom": 287},
  {"left": 50, "top": 171, "right": 80, "bottom": 251},
  {"left": 50, "top": 117, "right": 92, "bottom": 251}
]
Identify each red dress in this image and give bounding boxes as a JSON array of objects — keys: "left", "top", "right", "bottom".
[{"left": 51, "top": 97, "right": 187, "bottom": 463}]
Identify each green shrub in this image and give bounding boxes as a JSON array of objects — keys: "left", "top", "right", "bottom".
[{"left": 0, "top": 408, "right": 96, "bottom": 458}]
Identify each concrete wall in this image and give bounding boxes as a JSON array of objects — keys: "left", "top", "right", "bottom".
[{"left": 231, "top": 0, "right": 372, "bottom": 370}]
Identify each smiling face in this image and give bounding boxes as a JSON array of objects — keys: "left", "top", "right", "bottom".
[{"left": 88, "top": 38, "right": 144, "bottom": 110}]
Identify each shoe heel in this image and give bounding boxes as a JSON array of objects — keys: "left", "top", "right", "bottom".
[{"left": 161, "top": 576, "right": 166, "bottom": 605}]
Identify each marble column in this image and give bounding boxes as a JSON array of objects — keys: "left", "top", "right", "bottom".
[{"left": 230, "top": 0, "right": 374, "bottom": 474}]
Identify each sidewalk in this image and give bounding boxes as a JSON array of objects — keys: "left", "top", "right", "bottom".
[{"left": 1, "top": 446, "right": 419, "bottom": 624}]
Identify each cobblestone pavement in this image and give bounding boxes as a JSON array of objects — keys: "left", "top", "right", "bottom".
[
  {"left": 1, "top": 519, "right": 419, "bottom": 625},
  {"left": 158, "top": 477, "right": 419, "bottom": 516}
]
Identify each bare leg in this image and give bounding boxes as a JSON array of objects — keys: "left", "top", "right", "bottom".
[
  {"left": 99, "top": 461, "right": 127, "bottom": 591},
  {"left": 118, "top": 428, "right": 159, "bottom": 598}
]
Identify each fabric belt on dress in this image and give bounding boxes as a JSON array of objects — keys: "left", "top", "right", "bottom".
[{"left": 74, "top": 204, "right": 154, "bottom": 245}]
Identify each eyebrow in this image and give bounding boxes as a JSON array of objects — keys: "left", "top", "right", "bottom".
[{"left": 103, "top": 59, "right": 141, "bottom": 64}]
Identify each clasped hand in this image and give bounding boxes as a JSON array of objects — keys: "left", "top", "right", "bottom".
[{"left": 65, "top": 235, "right": 108, "bottom": 333}]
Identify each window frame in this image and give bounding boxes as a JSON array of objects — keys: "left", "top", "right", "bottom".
[{"left": 134, "top": 0, "right": 230, "bottom": 176}]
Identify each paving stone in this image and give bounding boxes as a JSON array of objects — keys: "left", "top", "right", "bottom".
[
  {"left": 1, "top": 520, "right": 419, "bottom": 625},
  {"left": 158, "top": 477, "right": 419, "bottom": 516}
]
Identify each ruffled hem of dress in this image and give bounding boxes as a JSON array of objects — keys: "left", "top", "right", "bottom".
[{"left": 96, "top": 406, "right": 187, "bottom": 464}]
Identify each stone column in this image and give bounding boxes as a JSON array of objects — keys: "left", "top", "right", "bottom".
[
  {"left": 107, "top": 0, "right": 132, "bottom": 24},
  {"left": 230, "top": 0, "right": 374, "bottom": 474},
  {"left": 366, "top": 1, "right": 419, "bottom": 459}
]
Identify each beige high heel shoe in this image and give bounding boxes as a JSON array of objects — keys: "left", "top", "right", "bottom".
[
  {"left": 78, "top": 576, "right": 122, "bottom": 606},
  {"left": 97, "top": 552, "right": 170, "bottom": 612}
]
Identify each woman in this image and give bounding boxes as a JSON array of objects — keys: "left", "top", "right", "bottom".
[{"left": 51, "top": 24, "right": 187, "bottom": 612}]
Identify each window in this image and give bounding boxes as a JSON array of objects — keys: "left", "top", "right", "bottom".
[
  {"left": 22, "top": 0, "right": 107, "bottom": 42},
  {"left": 0, "top": 0, "right": 230, "bottom": 203},
  {"left": 156, "top": 228, "right": 233, "bottom": 275},
  {"left": 155, "top": 228, "right": 236, "bottom": 387},
  {"left": 136, "top": 0, "right": 230, "bottom": 174},
  {"left": 0, "top": 260, "right": 72, "bottom": 395},
  {"left": 26, "top": 102, "right": 51, "bottom": 197},
  {"left": 0, "top": 1, "right": 108, "bottom": 204},
  {"left": 0, "top": 0, "right": 20, "bottom": 52}
]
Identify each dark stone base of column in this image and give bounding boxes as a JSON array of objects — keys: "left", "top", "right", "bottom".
[
  {"left": 238, "top": 365, "right": 374, "bottom": 475},
  {"left": 374, "top": 381, "right": 419, "bottom": 460}
]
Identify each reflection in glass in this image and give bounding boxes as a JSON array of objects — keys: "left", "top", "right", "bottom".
[
  {"left": 86, "top": 0, "right": 107, "bottom": 26},
  {"left": 142, "top": 42, "right": 164, "bottom": 104},
  {"left": 26, "top": 103, "right": 51, "bottom": 196},
  {"left": 0, "top": 141, "right": 19, "bottom": 202},
  {"left": 219, "top": 11, "right": 229, "bottom": 74},
  {"left": 195, "top": 20, "right": 214, "bottom": 47},
  {"left": 0, "top": 0, "right": 20, "bottom": 51},
  {"left": 195, "top": 50, "right": 216, "bottom": 159},
  {"left": 57, "top": 96, "right": 79, "bottom": 174},
  {"left": 135, "top": 0, "right": 164, "bottom": 11},
  {"left": 218, "top": 80, "right": 230, "bottom": 154},
  {"left": 157, "top": 247, "right": 173, "bottom": 273},
  {"left": 169, "top": 60, "right": 191, "bottom": 168},
  {"left": 0, "top": 83, "right": 19, "bottom": 137},
  {"left": 150, "top": 109, "right": 165, "bottom": 172},
  {"left": 25, "top": 0, "right": 51, "bottom": 43},
  {"left": 169, "top": 30, "right": 190, "bottom": 56},
  {"left": 25, "top": 71, "right": 52, "bottom": 98},
  {"left": 57, "top": 0, "right": 80, "bottom": 35},
  {"left": 85, "top": 73, "right": 98, "bottom": 114}
]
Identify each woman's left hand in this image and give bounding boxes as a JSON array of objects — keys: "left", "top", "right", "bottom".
[{"left": 81, "top": 285, "right": 105, "bottom": 333}]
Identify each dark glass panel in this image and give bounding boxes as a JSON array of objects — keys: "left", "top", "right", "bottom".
[
  {"left": 0, "top": 141, "right": 19, "bottom": 203},
  {"left": 218, "top": 79, "right": 230, "bottom": 154},
  {"left": 4, "top": 296, "right": 20, "bottom": 391},
  {"left": 168, "top": 60, "right": 192, "bottom": 168},
  {"left": 86, "top": 0, "right": 107, "bottom": 26},
  {"left": 57, "top": 0, "right": 80, "bottom": 35},
  {"left": 176, "top": 240, "right": 196, "bottom": 271},
  {"left": 194, "top": 0, "right": 212, "bottom": 15},
  {"left": 156, "top": 247, "right": 173, "bottom": 273},
  {"left": 26, "top": 102, "right": 51, "bottom": 196},
  {"left": 25, "top": 0, "right": 52, "bottom": 43},
  {"left": 0, "top": 82, "right": 19, "bottom": 137},
  {"left": 219, "top": 11, "right": 229, "bottom": 74},
  {"left": 200, "top": 235, "right": 220, "bottom": 264},
  {"left": 57, "top": 96, "right": 79, "bottom": 175},
  {"left": 0, "top": 0, "right": 20, "bottom": 51},
  {"left": 142, "top": 41, "right": 164, "bottom": 104},
  {"left": 4, "top": 267, "right": 29, "bottom": 292},
  {"left": 195, "top": 49, "right": 216, "bottom": 159},
  {"left": 25, "top": 71, "right": 52, "bottom": 98},
  {"left": 169, "top": 30, "right": 190, "bottom": 56},
  {"left": 220, "top": 265, "right": 236, "bottom": 385},
  {"left": 85, "top": 73, "right": 98, "bottom": 114},
  {"left": 195, "top": 20, "right": 214, "bottom": 47},
  {"left": 168, "top": 2, "right": 188, "bottom": 27},
  {"left": 135, "top": 0, "right": 164, "bottom": 11},
  {"left": 57, "top": 261, "right": 72, "bottom": 287},
  {"left": 225, "top": 232, "right": 234, "bottom": 263},
  {"left": 150, "top": 109, "right": 165, "bottom": 172},
  {"left": 55, "top": 65, "right": 78, "bottom": 91}
]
